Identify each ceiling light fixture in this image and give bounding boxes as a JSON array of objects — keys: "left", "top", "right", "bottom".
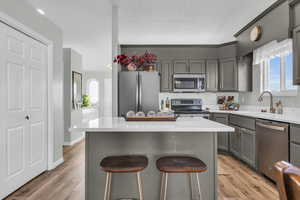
[{"left": 37, "top": 8, "right": 45, "bottom": 15}]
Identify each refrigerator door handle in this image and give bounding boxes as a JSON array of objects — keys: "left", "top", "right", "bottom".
[
  {"left": 139, "top": 73, "right": 143, "bottom": 111},
  {"left": 136, "top": 74, "right": 139, "bottom": 112}
]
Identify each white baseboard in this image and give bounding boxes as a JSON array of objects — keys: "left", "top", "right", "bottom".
[
  {"left": 49, "top": 157, "right": 64, "bottom": 170},
  {"left": 63, "top": 134, "right": 85, "bottom": 146}
]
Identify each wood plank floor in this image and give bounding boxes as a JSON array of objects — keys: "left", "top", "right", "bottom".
[{"left": 5, "top": 140, "right": 279, "bottom": 200}]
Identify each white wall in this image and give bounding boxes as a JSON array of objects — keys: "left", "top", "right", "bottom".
[
  {"left": 0, "top": 0, "right": 64, "bottom": 162},
  {"left": 112, "top": 5, "right": 120, "bottom": 117},
  {"left": 63, "top": 48, "right": 86, "bottom": 145}
]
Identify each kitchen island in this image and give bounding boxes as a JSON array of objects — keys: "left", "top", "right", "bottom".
[{"left": 70, "top": 117, "right": 234, "bottom": 200}]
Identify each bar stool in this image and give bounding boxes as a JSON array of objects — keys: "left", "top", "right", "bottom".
[
  {"left": 156, "top": 156, "right": 207, "bottom": 200},
  {"left": 100, "top": 155, "right": 148, "bottom": 200}
]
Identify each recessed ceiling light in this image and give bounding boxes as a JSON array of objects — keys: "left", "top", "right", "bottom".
[{"left": 37, "top": 8, "right": 45, "bottom": 15}]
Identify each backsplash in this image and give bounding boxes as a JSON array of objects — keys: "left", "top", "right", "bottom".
[{"left": 159, "top": 92, "right": 240, "bottom": 109}]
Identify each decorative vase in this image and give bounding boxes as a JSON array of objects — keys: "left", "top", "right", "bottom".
[
  {"left": 127, "top": 62, "right": 137, "bottom": 71},
  {"left": 143, "top": 64, "right": 156, "bottom": 72}
]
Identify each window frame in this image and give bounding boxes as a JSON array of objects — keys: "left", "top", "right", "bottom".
[{"left": 261, "top": 53, "right": 298, "bottom": 96}]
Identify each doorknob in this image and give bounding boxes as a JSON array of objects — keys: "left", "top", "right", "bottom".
[{"left": 25, "top": 115, "right": 30, "bottom": 120}]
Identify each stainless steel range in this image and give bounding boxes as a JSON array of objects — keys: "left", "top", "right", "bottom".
[{"left": 171, "top": 98, "right": 210, "bottom": 119}]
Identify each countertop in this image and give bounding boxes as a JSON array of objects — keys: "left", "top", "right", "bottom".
[
  {"left": 210, "top": 110, "right": 300, "bottom": 124},
  {"left": 69, "top": 117, "right": 234, "bottom": 133}
]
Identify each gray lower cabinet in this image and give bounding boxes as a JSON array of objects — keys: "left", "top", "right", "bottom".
[
  {"left": 206, "top": 60, "right": 219, "bottom": 91},
  {"left": 290, "top": 124, "right": 300, "bottom": 167},
  {"left": 189, "top": 59, "right": 206, "bottom": 73},
  {"left": 293, "top": 26, "right": 300, "bottom": 85},
  {"left": 159, "top": 60, "right": 173, "bottom": 92},
  {"left": 219, "top": 58, "right": 238, "bottom": 91},
  {"left": 213, "top": 114, "right": 229, "bottom": 151},
  {"left": 290, "top": 142, "right": 300, "bottom": 167},
  {"left": 230, "top": 125, "right": 241, "bottom": 157},
  {"left": 240, "top": 128, "right": 256, "bottom": 168},
  {"left": 173, "top": 59, "right": 189, "bottom": 73}
]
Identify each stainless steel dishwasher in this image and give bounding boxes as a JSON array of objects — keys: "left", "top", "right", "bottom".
[{"left": 256, "top": 119, "right": 289, "bottom": 181}]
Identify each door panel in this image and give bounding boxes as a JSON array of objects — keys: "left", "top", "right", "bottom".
[
  {"left": 173, "top": 59, "right": 188, "bottom": 73},
  {"left": 241, "top": 129, "right": 256, "bottom": 168},
  {"left": 30, "top": 122, "right": 44, "bottom": 165},
  {"left": 7, "top": 62, "right": 25, "bottom": 111},
  {"left": 206, "top": 60, "right": 218, "bottom": 91},
  {"left": 118, "top": 72, "right": 138, "bottom": 116},
  {"left": 139, "top": 72, "right": 160, "bottom": 113},
  {"left": 7, "top": 35, "right": 25, "bottom": 57},
  {"left": 293, "top": 27, "right": 300, "bottom": 85},
  {"left": 0, "top": 22, "right": 48, "bottom": 199},
  {"left": 219, "top": 58, "right": 237, "bottom": 91},
  {"left": 160, "top": 61, "right": 173, "bottom": 92},
  {"left": 30, "top": 68, "right": 44, "bottom": 109},
  {"left": 7, "top": 127, "right": 25, "bottom": 176},
  {"left": 189, "top": 59, "right": 206, "bottom": 73}
]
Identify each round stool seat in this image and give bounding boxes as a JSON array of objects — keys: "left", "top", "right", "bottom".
[
  {"left": 100, "top": 155, "right": 148, "bottom": 173},
  {"left": 157, "top": 156, "right": 207, "bottom": 173}
]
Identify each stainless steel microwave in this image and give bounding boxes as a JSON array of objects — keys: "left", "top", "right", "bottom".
[{"left": 173, "top": 74, "right": 206, "bottom": 92}]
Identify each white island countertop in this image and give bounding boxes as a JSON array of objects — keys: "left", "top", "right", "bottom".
[{"left": 70, "top": 117, "right": 234, "bottom": 133}]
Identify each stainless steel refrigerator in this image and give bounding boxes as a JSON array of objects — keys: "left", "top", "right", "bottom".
[{"left": 118, "top": 71, "right": 160, "bottom": 117}]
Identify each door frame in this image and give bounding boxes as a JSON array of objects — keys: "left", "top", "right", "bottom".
[{"left": 0, "top": 12, "right": 57, "bottom": 170}]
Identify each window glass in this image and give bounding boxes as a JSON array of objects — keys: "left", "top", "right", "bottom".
[
  {"left": 285, "top": 53, "right": 296, "bottom": 90},
  {"left": 269, "top": 56, "right": 281, "bottom": 91},
  {"left": 88, "top": 80, "right": 99, "bottom": 104}
]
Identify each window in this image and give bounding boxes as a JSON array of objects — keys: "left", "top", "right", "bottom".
[
  {"left": 87, "top": 79, "right": 99, "bottom": 104},
  {"left": 255, "top": 39, "right": 297, "bottom": 96}
]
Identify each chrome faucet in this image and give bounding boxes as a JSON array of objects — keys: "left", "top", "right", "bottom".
[{"left": 258, "top": 91, "right": 276, "bottom": 113}]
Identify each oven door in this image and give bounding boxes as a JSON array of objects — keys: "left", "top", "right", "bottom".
[{"left": 173, "top": 74, "right": 205, "bottom": 92}]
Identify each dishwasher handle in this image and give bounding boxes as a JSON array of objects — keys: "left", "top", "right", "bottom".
[{"left": 256, "top": 122, "right": 287, "bottom": 132}]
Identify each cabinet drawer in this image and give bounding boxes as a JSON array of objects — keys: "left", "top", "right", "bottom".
[
  {"left": 291, "top": 142, "right": 300, "bottom": 167},
  {"left": 291, "top": 124, "right": 300, "bottom": 144},
  {"left": 213, "top": 113, "right": 229, "bottom": 125},
  {"left": 229, "top": 114, "right": 256, "bottom": 130}
]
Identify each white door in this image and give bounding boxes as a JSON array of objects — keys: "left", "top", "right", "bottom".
[{"left": 0, "top": 22, "right": 48, "bottom": 199}]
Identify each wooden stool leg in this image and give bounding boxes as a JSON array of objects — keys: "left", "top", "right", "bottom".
[
  {"left": 160, "top": 173, "right": 166, "bottom": 200},
  {"left": 104, "top": 172, "right": 112, "bottom": 200},
  {"left": 196, "top": 173, "right": 202, "bottom": 200},
  {"left": 163, "top": 173, "right": 168, "bottom": 200},
  {"left": 137, "top": 172, "right": 144, "bottom": 200}
]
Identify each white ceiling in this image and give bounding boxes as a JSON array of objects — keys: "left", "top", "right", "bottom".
[
  {"left": 27, "top": 0, "right": 113, "bottom": 71},
  {"left": 27, "top": 0, "right": 277, "bottom": 71},
  {"left": 119, "top": 0, "right": 277, "bottom": 44}
]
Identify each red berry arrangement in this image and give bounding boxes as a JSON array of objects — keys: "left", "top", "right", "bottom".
[{"left": 113, "top": 51, "right": 158, "bottom": 70}]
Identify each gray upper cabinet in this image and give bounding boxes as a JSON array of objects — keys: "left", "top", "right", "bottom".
[
  {"left": 173, "top": 59, "right": 189, "bottom": 73},
  {"left": 293, "top": 26, "right": 300, "bottom": 85},
  {"left": 237, "top": 54, "right": 253, "bottom": 92},
  {"left": 189, "top": 59, "right": 206, "bottom": 73},
  {"left": 240, "top": 128, "right": 256, "bottom": 168},
  {"left": 159, "top": 60, "right": 173, "bottom": 92},
  {"left": 290, "top": 0, "right": 300, "bottom": 85},
  {"left": 206, "top": 60, "right": 219, "bottom": 91},
  {"left": 219, "top": 58, "right": 238, "bottom": 91}
]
